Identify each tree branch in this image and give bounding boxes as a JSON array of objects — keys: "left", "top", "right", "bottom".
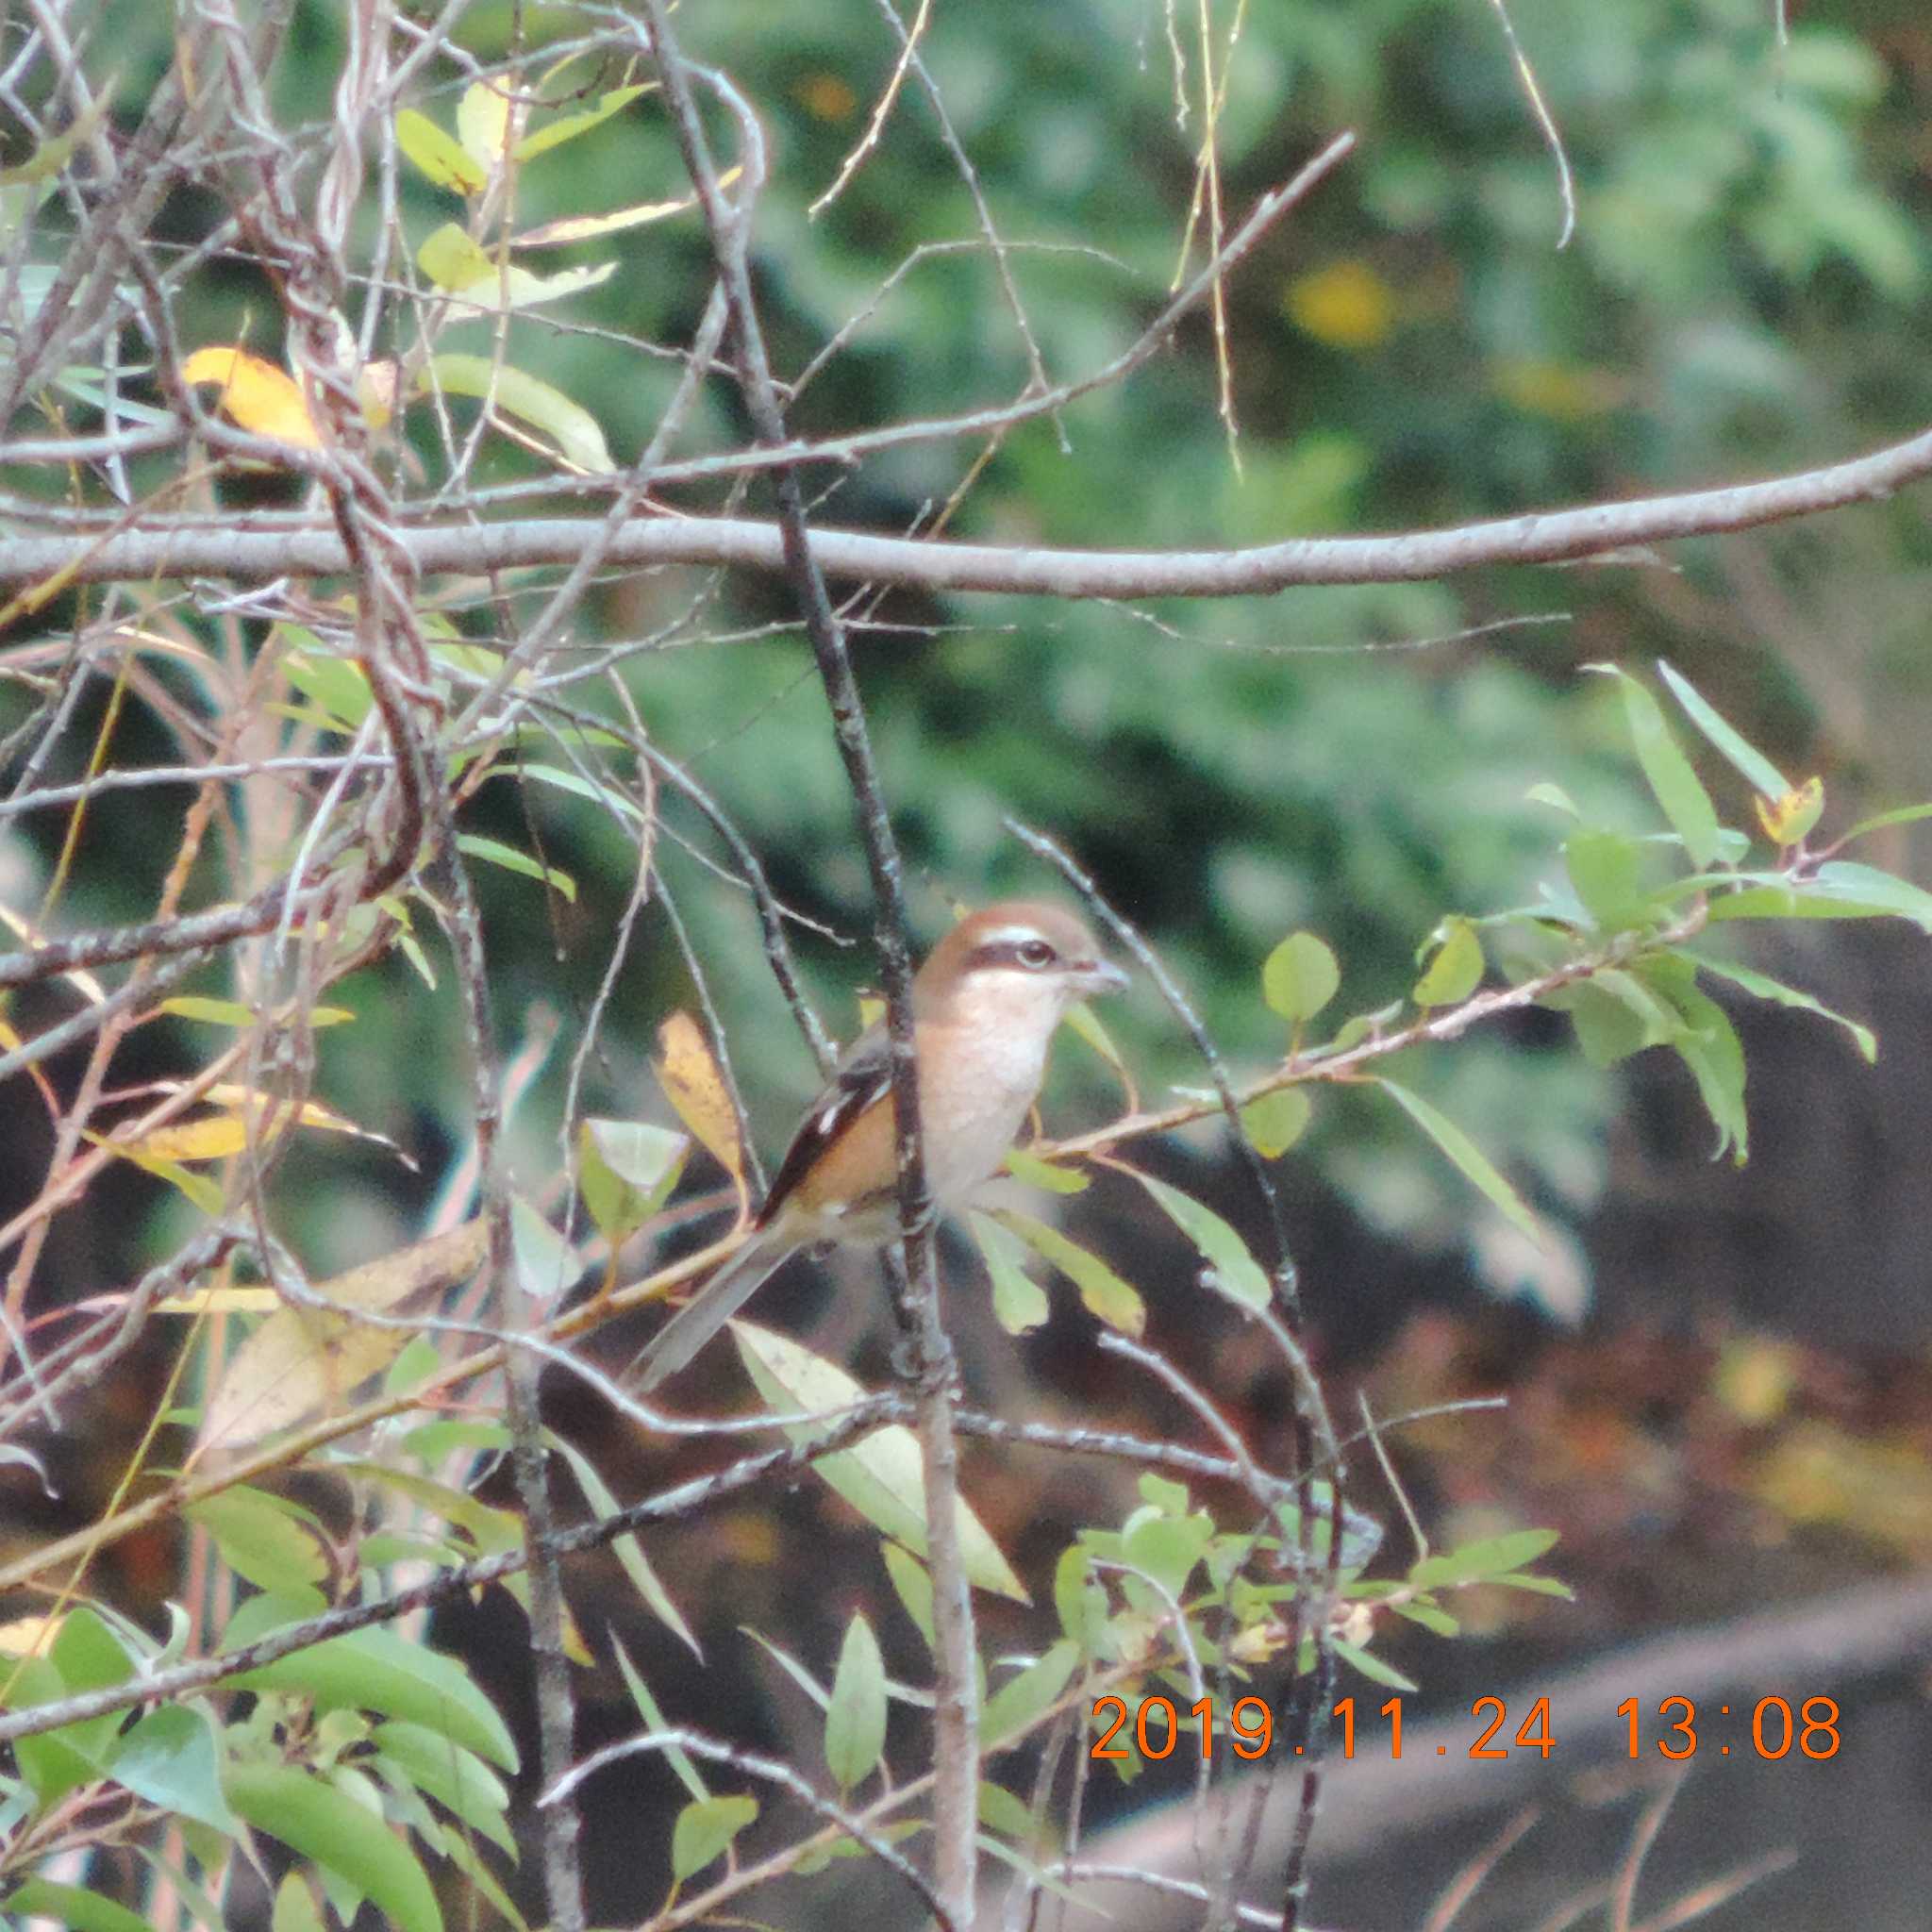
[{"left": 8, "top": 416, "right": 1930, "bottom": 597}]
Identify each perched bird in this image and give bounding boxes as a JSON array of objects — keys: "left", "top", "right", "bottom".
[{"left": 633, "top": 900, "right": 1128, "bottom": 1388}]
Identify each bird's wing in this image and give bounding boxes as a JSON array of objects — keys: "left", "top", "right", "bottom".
[{"left": 753, "top": 1023, "right": 894, "bottom": 1229}]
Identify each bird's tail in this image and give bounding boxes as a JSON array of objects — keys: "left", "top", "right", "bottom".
[{"left": 630, "top": 1229, "right": 789, "bottom": 1391}]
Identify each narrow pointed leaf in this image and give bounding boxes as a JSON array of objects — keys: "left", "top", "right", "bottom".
[
  {"left": 1591, "top": 665, "right": 1724, "bottom": 867},
  {"left": 1114, "top": 1171, "right": 1271, "bottom": 1308},
  {"left": 1656, "top": 660, "right": 1790, "bottom": 799},
  {"left": 1376, "top": 1077, "right": 1541, "bottom": 1245},
  {"left": 733, "top": 1324, "right": 1028, "bottom": 1601},
  {"left": 425, "top": 353, "right": 612, "bottom": 471},
  {"left": 1694, "top": 957, "right": 1875, "bottom": 1062}
]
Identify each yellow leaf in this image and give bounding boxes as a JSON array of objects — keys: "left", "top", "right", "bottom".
[
  {"left": 653, "top": 1011, "right": 743, "bottom": 1186},
  {"left": 180, "top": 347, "right": 321, "bottom": 448},
  {"left": 1754, "top": 776, "right": 1824, "bottom": 848},
  {"left": 123, "top": 1115, "right": 250, "bottom": 1164},
  {"left": 457, "top": 80, "right": 513, "bottom": 173},
  {"left": 110, "top": 1088, "right": 375, "bottom": 1166},
  {"left": 198, "top": 1222, "right": 489, "bottom": 1450},
  {"left": 394, "top": 107, "right": 487, "bottom": 192},
  {"left": 157, "top": 1286, "right": 282, "bottom": 1314},
  {"left": 511, "top": 168, "right": 740, "bottom": 249},
  {"left": 1286, "top": 259, "right": 1396, "bottom": 351}
]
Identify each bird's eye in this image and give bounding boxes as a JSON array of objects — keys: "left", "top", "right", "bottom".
[{"left": 1017, "top": 939, "right": 1056, "bottom": 969}]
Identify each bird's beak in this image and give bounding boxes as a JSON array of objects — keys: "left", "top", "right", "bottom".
[{"left": 1074, "top": 957, "right": 1130, "bottom": 996}]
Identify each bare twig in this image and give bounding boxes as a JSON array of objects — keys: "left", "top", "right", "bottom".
[{"left": 14, "top": 409, "right": 1932, "bottom": 594}]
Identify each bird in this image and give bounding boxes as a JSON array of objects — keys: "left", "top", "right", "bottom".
[{"left": 632, "top": 900, "right": 1129, "bottom": 1389}]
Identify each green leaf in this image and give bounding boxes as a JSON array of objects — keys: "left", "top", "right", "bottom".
[
  {"left": 1655, "top": 660, "right": 1790, "bottom": 800},
  {"left": 187, "top": 1487, "right": 329, "bottom": 1594},
  {"left": 1591, "top": 664, "right": 1724, "bottom": 868},
  {"left": 417, "top": 224, "right": 616, "bottom": 310},
  {"left": 508, "top": 1194, "right": 583, "bottom": 1305},
  {"left": 226, "top": 1765, "right": 442, "bottom": 1932},
  {"left": 1262, "top": 932, "right": 1341, "bottom": 1023},
  {"left": 881, "top": 1542, "right": 936, "bottom": 1651},
  {"left": 425, "top": 354, "right": 612, "bottom": 471},
  {"left": 610, "top": 1635, "right": 708, "bottom": 1804},
  {"left": 1138, "top": 1473, "right": 1191, "bottom": 1515},
  {"left": 371, "top": 1721, "right": 513, "bottom": 1857},
  {"left": 1376, "top": 1077, "right": 1541, "bottom": 1245},
  {"left": 394, "top": 108, "right": 487, "bottom": 192},
  {"left": 226, "top": 1628, "right": 517, "bottom": 1771},
  {"left": 273, "top": 1873, "right": 328, "bottom": 1932},
  {"left": 1648, "top": 963, "right": 1748, "bottom": 1162},
  {"left": 1003, "top": 1146, "right": 1090, "bottom": 1193},
  {"left": 8, "top": 1611, "right": 134, "bottom": 1805},
  {"left": 1391, "top": 1597, "right": 1459, "bottom": 1637},
  {"left": 548, "top": 1430, "right": 697, "bottom": 1654},
  {"left": 0, "top": 89, "right": 115, "bottom": 188},
  {"left": 824, "top": 1614, "right": 888, "bottom": 1792},
  {"left": 430, "top": 1833, "right": 527, "bottom": 1932},
  {"left": 1122, "top": 1507, "right": 1215, "bottom": 1598},
  {"left": 456, "top": 833, "right": 576, "bottom": 902},
  {"left": 969, "top": 1210, "right": 1049, "bottom": 1335},
  {"left": 977, "top": 1780, "right": 1038, "bottom": 1841},
  {"left": 1693, "top": 958, "right": 1875, "bottom": 1062},
  {"left": 1541, "top": 970, "right": 1678, "bottom": 1069},
  {"left": 1563, "top": 829, "right": 1648, "bottom": 931},
  {"left": 278, "top": 643, "right": 374, "bottom": 732},
  {"left": 1489, "top": 1571, "right": 1575, "bottom": 1599},
  {"left": 5, "top": 1881, "right": 154, "bottom": 1932},
  {"left": 110, "top": 1705, "right": 241, "bottom": 1837},
  {"left": 732, "top": 1324, "right": 1029, "bottom": 1601},
  {"left": 1807, "top": 861, "right": 1932, "bottom": 933},
  {"left": 1706, "top": 882, "right": 1899, "bottom": 925},
  {"left": 1841, "top": 801, "right": 1932, "bottom": 841},
  {"left": 671, "top": 1794, "right": 758, "bottom": 1882},
  {"left": 1408, "top": 1528, "right": 1559, "bottom": 1590},
  {"left": 1115, "top": 1171, "right": 1271, "bottom": 1308},
  {"left": 513, "top": 83, "right": 653, "bottom": 161},
  {"left": 740, "top": 1627, "right": 830, "bottom": 1710},
  {"left": 578, "top": 1118, "right": 689, "bottom": 1244},
  {"left": 1240, "top": 1086, "right": 1310, "bottom": 1158},
  {"left": 162, "top": 996, "right": 353, "bottom": 1028},
  {"left": 992, "top": 1210, "right": 1144, "bottom": 1335},
  {"left": 1052, "top": 1545, "right": 1106, "bottom": 1654},
  {"left": 1411, "top": 919, "right": 1485, "bottom": 1008},
  {"left": 1328, "top": 1637, "right": 1418, "bottom": 1693},
  {"left": 981, "top": 1640, "right": 1078, "bottom": 1748}
]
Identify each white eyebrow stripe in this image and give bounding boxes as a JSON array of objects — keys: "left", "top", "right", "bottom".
[{"left": 974, "top": 925, "right": 1051, "bottom": 948}]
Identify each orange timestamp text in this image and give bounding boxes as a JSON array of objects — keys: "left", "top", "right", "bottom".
[{"left": 1090, "top": 1694, "right": 1842, "bottom": 1763}]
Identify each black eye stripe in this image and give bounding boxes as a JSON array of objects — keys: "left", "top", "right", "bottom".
[{"left": 967, "top": 938, "right": 1058, "bottom": 972}]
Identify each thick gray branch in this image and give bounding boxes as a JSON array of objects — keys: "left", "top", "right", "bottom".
[{"left": 6, "top": 419, "right": 1929, "bottom": 597}]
